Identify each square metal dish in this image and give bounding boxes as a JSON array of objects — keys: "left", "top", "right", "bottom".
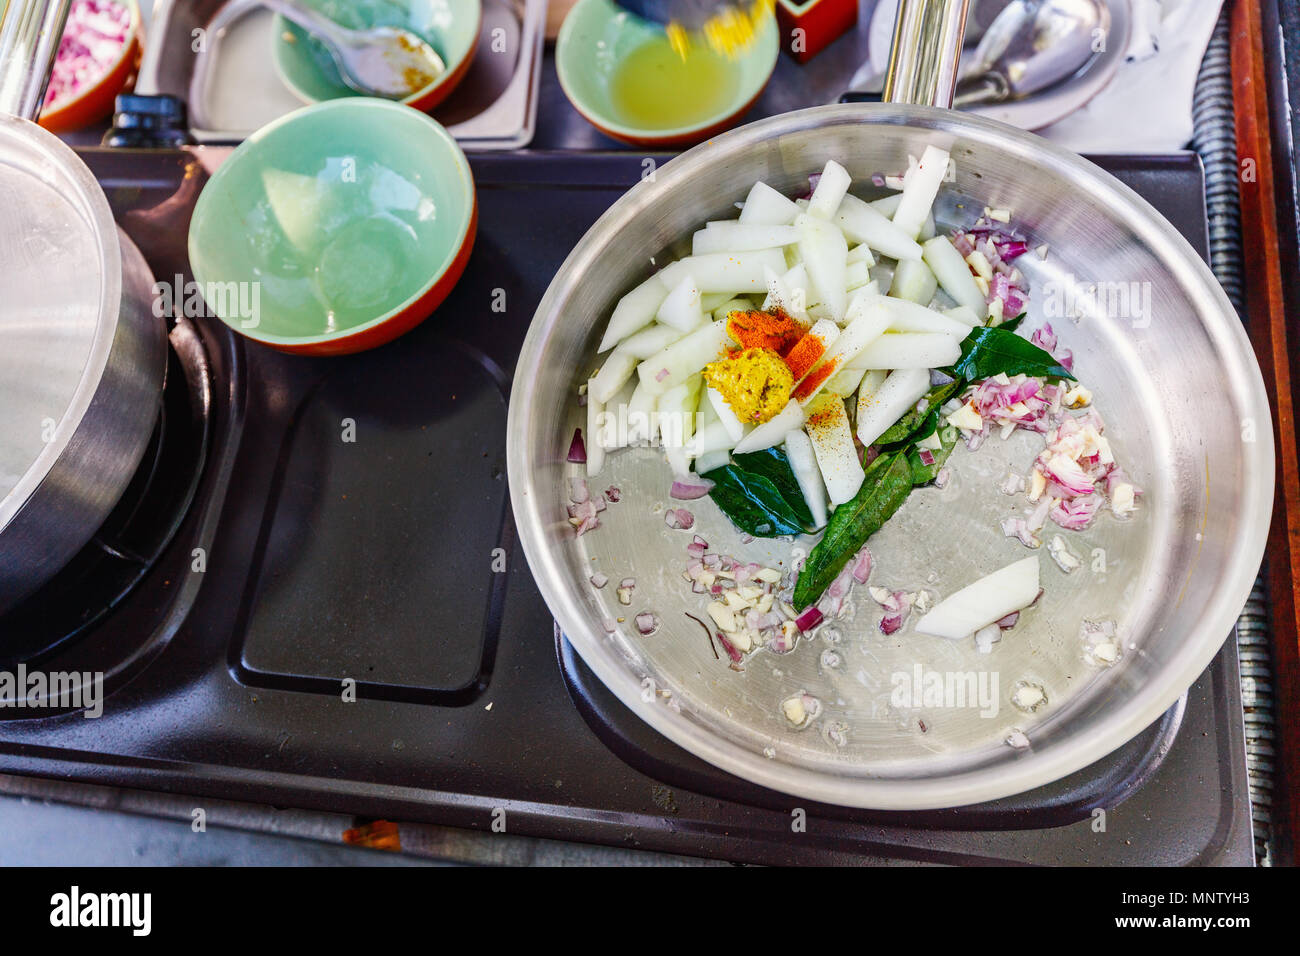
[{"left": 136, "top": 0, "right": 544, "bottom": 149}]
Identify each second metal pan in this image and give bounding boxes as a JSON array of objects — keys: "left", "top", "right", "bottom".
[{"left": 507, "top": 0, "right": 1273, "bottom": 809}]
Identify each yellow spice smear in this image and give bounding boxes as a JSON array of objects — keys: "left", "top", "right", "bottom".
[
  {"left": 669, "top": 0, "right": 775, "bottom": 59},
  {"left": 609, "top": 35, "right": 741, "bottom": 131}
]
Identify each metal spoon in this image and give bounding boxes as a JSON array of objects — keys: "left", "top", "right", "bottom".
[
  {"left": 261, "top": 0, "right": 445, "bottom": 99},
  {"left": 953, "top": 0, "right": 1109, "bottom": 107}
]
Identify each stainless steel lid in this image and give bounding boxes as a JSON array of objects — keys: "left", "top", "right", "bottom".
[
  {"left": 0, "top": 0, "right": 125, "bottom": 533},
  {"left": 0, "top": 114, "right": 122, "bottom": 532}
]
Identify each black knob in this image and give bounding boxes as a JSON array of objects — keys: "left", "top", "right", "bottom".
[{"left": 102, "top": 94, "right": 197, "bottom": 148}]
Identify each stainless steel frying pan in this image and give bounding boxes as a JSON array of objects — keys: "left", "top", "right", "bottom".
[
  {"left": 508, "top": 0, "right": 1274, "bottom": 808},
  {"left": 0, "top": 0, "right": 166, "bottom": 616}
]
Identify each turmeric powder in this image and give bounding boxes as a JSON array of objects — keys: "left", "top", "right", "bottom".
[{"left": 703, "top": 347, "right": 794, "bottom": 424}]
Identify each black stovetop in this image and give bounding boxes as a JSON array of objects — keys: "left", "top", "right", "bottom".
[{"left": 0, "top": 148, "right": 1253, "bottom": 866}]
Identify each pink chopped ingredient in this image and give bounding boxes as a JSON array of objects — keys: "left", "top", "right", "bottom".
[
  {"left": 566, "top": 428, "right": 587, "bottom": 464},
  {"left": 1030, "top": 324, "right": 1057, "bottom": 353},
  {"left": 793, "top": 606, "right": 824, "bottom": 632},
  {"left": 851, "top": 548, "right": 873, "bottom": 584},
  {"left": 590, "top": 572, "right": 608, "bottom": 588},
  {"left": 1049, "top": 494, "right": 1102, "bottom": 531},
  {"left": 568, "top": 477, "right": 589, "bottom": 503},
  {"left": 635, "top": 612, "right": 659, "bottom": 635},
  {"left": 715, "top": 631, "right": 744, "bottom": 666},
  {"left": 43, "top": 0, "right": 132, "bottom": 109},
  {"left": 670, "top": 477, "right": 714, "bottom": 500},
  {"left": 664, "top": 507, "right": 695, "bottom": 531},
  {"left": 605, "top": 486, "right": 621, "bottom": 502}
]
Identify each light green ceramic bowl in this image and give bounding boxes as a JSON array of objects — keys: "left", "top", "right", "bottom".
[
  {"left": 188, "top": 99, "right": 477, "bottom": 356},
  {"left": 274, "top": 0, "right": 482, "bottom": 112},
  {"left": 556, "top": 0, "right": 778, "bottom": 147}
]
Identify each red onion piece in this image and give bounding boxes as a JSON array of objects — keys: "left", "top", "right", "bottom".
[
  {"left": 794, "top": 606, "right": 824, "bottom": 632},
  {"left": 605, "top": 486, "right": 621, "bottom": 502},
  {"left": 996, "top": 611, "right": 1020, "bottom": 630},
  {"left": 590, "top": 572, "right": 608, "bottom": 588},
  {"left": 566, "top": 428, "right": 586, "bottom": 464},
  {"left": 715, "top": 631, "right": 743, "bottom": 664},
  {"left": 664, "top": 507, "right": 695, "bottom": 530},
  {"left": 670, "top": 478, "right": 714, "bottom": 500},
  {"left": 851, "top": 548, "right": 873, "bottom": 584},
  {"left": 635, "top": 612, "right": 659, "bottom": 635}
]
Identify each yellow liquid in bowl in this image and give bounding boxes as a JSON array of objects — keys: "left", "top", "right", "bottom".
[{"left": 608, "top": 38, "right": 741, "bottom": 131}]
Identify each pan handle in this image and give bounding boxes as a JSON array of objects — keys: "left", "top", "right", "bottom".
[
  {"left": 883, "top": 0, "right": 971, "bottom": 108},
  {"left": 0, "top": 0, "right": 72, "bottom": 121}
]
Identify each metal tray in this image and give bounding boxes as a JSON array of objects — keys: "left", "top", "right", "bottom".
[
  {"left": 136, "top": 0, "right": 545, "bottom": 149},
  {"left": 0, "top": 148, "right": 1253, "bottom": 866}
]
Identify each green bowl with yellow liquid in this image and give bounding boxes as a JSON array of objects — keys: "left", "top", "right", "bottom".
[{"left": 556, "top": 0, "right": 779, "bottom": 148}]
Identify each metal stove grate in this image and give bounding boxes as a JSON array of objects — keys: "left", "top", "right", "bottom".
[{"left": 1191, "top": 7, "right": 1278, "bottom": 866}]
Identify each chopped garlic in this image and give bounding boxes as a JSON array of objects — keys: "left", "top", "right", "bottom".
[
  {"left": 1028, "top": 468, "right": 1047, "bottom": 502},
  {"left": 1012, "top": 683, "right": 1047, "bottom": 711},
  {"left": 1062, "top": 384, "right": 1092, "bottom": 408},
  {"left": 986, "top": 208, "right": 1011, "bottom": 223},
  {"left": 1035, "top": 244, "right": 1049, "bottom": 260},
  {"left": 946, "top": 402, "right": 983, "bottom": 432},
  {"left": 1048, "top": 535, "right": 1081, "bottom": 573},
  {"left": 723, "top": 590, "right": 749, "bottom": 611},
  {"left": 781, "top": 695, "right": 806, "bottom": 726},
  {"left": 707, "top": 602, "right": 735, "bottom": 632},
  {"left": 987, "top": 297, "right": 1004, "bottom": 325},
  {"left": 966, "top": 250, "right": 993, "bottom": 281},
  {"left": 1111, "top": 482, "right": 1136, "bottom": 517},
  {"left": 755, "top": 568, "right": 782, "bottom": 584}
]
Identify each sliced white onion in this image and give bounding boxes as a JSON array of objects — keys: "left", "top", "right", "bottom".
[
  {"left": 923, "top": 235, "right": 987, "bottom": 315},
  {"left": 850, "top": 331, "right": 962, "bottom": 370},
  {"left": 796, "top": 213, "right": 848, "bottom": 323},
  {"left": 915, "top": 556, "right": 1041, "bottom": 640},
  {"left": 655, "top": 272, "right": 706, "bottom": 332},
  {"left": 590, "top": 350, "right": 638, "bottom": 404},
  {"left": 888, "top": 257, "right": 938, "bottom": 304},
  {"left": 784, "top": 429, "right": 828, "bottom": 528},
  {"left": 657, "top": 248, "right": 787, "bottom": 295},
  {"left": 585, "top": 375, "right": 606, "bottom": 477},
  {"left": 597, "top": 274, "right": 669, "bottom": 353},
  {"left": 834, "top": 193, "right": 922, "bottom": 261},
  {"left": 692, "top": 222, "right": 799, "bottom": 255},
  {"left": 732, "top": 399, "right": 805, "bottom": 454},
  {"left": 738, "top": 180, "right": 800, "bottom": 225},
  {"left": 636, "top": 319, "right": 729, "bottom": 393},
  {"left": 804, "top": 394, "right": 864, "bottom": 506},
  {"left": 855, "top": 367, "right": 931, "bottom": 447},
  {"left": 806, "top": 159, "right": 852, "bottom": 220},
  {"left": 706, "top": 386, "right": 746, "bottom": 442},
  {"left": 891, "top": 144, "right": 950, "bottom": 240}
]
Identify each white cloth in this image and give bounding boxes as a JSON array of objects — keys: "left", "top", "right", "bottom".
[{"left": 1037, "top": 0, "right": 1225, "bottom": 152}]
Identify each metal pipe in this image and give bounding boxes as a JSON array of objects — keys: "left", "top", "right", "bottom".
[
  {"left": 0, "top": 0, "right": 73, "bottom": 120},
  {"left": 883, "top": 0, "right": 971, "bottom": 108}
]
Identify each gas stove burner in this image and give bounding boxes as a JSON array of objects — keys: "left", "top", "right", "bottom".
[{"left": 0, "top": 317, "right": 211, "bottom": 667}]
